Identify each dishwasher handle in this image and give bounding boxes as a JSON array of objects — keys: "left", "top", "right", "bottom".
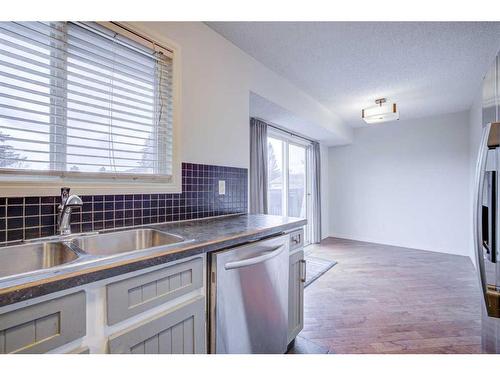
[{"left": 224, "top": 244, "right": 286, "bottom": 270}]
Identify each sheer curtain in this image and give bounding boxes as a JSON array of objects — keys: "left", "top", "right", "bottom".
[
  {"left": 249, "top": 118, "right": 268, "bottom": 214},
  {"left": 311, "top": 141, "right": 322, "bottom": 243}
]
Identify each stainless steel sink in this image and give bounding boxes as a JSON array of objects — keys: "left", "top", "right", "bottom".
[
  {"left": 0, "top": 242, "right": 79, "bottom": 278},
  {"left": 70, "top": 228, "right": 186, "bottom": 256},
  {"left": 0, "top": 228, "right": 189, "bottom": 283}
]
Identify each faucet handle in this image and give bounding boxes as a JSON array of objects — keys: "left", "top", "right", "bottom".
[
  {"left": 59, "top": 187, "right": 71, "bottom": 211},
  {"left": 60, "top": 187, "right": 70, "bottom": 204}
]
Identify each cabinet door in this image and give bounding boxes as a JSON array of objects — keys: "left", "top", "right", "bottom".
[
  {"left": 0, "top": 291, "right": 86, "bottom": 354},
  {"left": 108, "top": 297, "right": 205, "bottom": 354},
  {"left": 288, "top": 249, "right": 305, "bottom": 343}
]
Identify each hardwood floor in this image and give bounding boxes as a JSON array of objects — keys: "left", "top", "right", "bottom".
[{"left": 299, "top": 237, "right": 482, "bottom": 354}]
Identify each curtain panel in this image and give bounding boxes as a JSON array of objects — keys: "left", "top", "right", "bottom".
[
  {"left": 311, "top": 141, "right": 322, "bottom": 243},
  {"left": 249, "top": 118, "right": 268, "bottom": 214}
]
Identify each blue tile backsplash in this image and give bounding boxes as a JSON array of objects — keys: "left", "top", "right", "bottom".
[{"left": 0, "top": 162, "right": 248, "bottom": 245}]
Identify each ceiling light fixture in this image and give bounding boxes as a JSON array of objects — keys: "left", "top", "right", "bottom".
[{"left": 362, "top": 98, "right": 399, "bottom": 124}]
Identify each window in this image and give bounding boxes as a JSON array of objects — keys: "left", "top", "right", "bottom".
[
  {"left": 267, "top": 129, "right": 313, "bottom": 244},
  {"left": 0, "top": 22, "right": 177, "bottom": 191}
]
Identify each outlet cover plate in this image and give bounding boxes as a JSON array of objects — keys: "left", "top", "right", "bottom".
[{"left": 218, "top": 180, "right": 226, "bottom": 195}]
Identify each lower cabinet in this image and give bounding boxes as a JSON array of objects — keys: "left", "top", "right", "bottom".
[
  {"left": 0, "top": 254, "right": 206, "bottom": 354},
  {"left": 0, "top": 291, "right": 86, "bottom": 354},
  {"left": 288, "top": 249, "right": 305, "bottom": 343},
  {"left": 108, "top": 296, "right": 206, "bottom": 354}
]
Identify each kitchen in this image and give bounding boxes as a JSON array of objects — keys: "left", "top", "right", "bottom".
[{"left": 1, "top": 1, "right": 500, "bottom": 373}]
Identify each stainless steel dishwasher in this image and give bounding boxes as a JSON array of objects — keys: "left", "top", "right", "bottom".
[{"left": 209, "top": 234, "right": 289, "bottom": 353}]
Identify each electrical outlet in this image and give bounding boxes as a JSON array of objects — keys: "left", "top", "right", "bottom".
[{"left": 218, "top": 180, "right": 226, "bottom": 195}]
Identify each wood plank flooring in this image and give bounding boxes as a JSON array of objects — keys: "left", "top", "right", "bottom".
[{"left": 299, "top": 237, "right": 482, "bottom": 354}]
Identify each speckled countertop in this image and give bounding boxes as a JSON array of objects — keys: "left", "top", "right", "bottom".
[{"left": 0, "top": 214, "right": 306, "bottom": 307}]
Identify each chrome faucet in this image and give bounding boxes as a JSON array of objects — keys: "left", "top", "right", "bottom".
[{"left": 57, "top": 187, "right": 83, "bottom": 235}]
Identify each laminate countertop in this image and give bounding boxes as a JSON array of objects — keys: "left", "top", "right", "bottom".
[{"left": 0, "top": 214, "right": 306, "bottom": 307}]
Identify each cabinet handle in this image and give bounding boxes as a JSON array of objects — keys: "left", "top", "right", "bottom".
[{"left": 300, "top": 259, "right": 306, "bottom": 283}]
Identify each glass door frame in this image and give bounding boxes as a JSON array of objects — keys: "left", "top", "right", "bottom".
[{"left": 267, "top": 127, "right": 313, "bottom": 245}]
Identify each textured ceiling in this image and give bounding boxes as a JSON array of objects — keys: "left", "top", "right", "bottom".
[
  {"left": 249, "top": 92, "right": 330, "bottom": 142},
  {"left": 207, "top": 22, "right": 500, "bottom": 128}
]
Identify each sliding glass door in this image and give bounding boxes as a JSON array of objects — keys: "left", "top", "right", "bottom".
[
  {"left": 288, "top": 143, "right": 307, "bottom": 219},
  {"left": 267, "top": 137, "right": 285, "bottom": 216},
  {"left": 267, "top": 130, "right": 312, "bottom": 245}
]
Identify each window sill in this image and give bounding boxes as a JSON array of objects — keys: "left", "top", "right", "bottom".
[{"left": 0, "top": 176, "right": 182, "bottom": 197}]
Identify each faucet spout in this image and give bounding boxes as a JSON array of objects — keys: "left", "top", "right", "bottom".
[
  {"left": 57, "top": 188, "right": 83, "bottom": 236},
  {"left": 65, "top": 195, "right": 83, "bottom": 207}
]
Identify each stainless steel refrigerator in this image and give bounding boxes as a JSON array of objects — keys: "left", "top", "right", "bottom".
[{"left": 474, "top": 52, "right": 500, "bottom": 353}]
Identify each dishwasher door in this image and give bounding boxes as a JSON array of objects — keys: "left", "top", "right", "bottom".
[{"left": 210, "top": 234, "right": 289, "bottom": 354}]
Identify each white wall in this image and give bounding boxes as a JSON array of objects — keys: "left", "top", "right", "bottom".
[
  {"left": 328, "top": 111, "right": 471, "bottom": 257},
  {"left": 469, "top": 91, "right": 483, "bottom": 169},
  {"left": 128, "top": 22, "right": 351, "bottom": 169},
  {"left": 320, "top": 144, "right": 330, "bottom": 239},
  {"left": 123, "top": 22, "right": 345, "bottom": 232}
]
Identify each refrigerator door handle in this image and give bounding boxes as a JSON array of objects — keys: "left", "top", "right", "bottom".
[{"left": 474, "top": 122, "right": 500, "bottom": 318}]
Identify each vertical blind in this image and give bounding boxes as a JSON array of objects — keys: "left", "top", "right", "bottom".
[{"left": 0, "top": 21, "right": 174, "bottom": 180}]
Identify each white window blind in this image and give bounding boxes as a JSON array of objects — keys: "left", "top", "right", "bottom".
[{"left": 0, "top": 21, "right": 174, "bottom": 181}]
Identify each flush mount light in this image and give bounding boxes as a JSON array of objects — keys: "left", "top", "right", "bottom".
[{"left": 362, "top": 98, "right": 399, "bottom": 124}]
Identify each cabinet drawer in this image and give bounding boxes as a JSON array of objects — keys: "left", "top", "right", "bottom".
[
  {"left": 106, "top": 257, "right": 203, "bottom": 325},
  {"left": 289, "top": 229, "right": 304, "bottom": 251},
  {"left": 108, "top": 297, "right": 205, "bottom": 354},
  {"left": 0, "top": 291, "right": 86, "bottom": 354}
]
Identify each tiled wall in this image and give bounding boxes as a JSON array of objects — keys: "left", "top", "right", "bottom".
[{"left": 0, "top": 163, "right": 248, "bottom": 245}]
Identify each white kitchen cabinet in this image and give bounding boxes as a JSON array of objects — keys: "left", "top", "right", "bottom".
[
  {"left": 0, "top": 291, "right": 86, "bottom": 354},
  {"left": 100, "top": 255, "right": 207, "bottom": 354},
  {"left": 288, "top": 248, "right": 305, "bottom": 344},
  {"left": 108, "top": 297, "right": 205, "bottom": 354},
  {"left": 0, "top": 254, "right": 206, "bottom": 354}
]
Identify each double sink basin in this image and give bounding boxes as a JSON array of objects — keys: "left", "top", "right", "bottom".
[{"left": 0, "top": 228, "right": 190, "bottom": 281}]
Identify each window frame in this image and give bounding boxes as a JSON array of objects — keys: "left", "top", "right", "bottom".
[{"left": 0, "top": 21, "right": 182, "bottom": 196}]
